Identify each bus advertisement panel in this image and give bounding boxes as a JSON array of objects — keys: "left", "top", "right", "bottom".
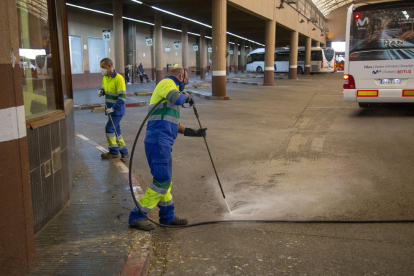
[{"left": 344, "top": 1, "right": 414, "bottom": 106}]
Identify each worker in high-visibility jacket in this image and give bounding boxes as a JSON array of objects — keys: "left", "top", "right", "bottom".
[
  {"left": 98, "top": 58, "right": 129, "bottom": 162},
  {"left": 128, "top": 66, "right": 207, "bottom": 231}
]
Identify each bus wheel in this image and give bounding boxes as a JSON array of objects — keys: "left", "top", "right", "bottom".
[
  {"left": 256, "top": 67, "right": 263, "bottom": 73},
  {"left": 297, "top": 66, "right": 304, "bottom": 75},
  {"left": 358, "top": 103, "right": 370, "bottom": 108}
]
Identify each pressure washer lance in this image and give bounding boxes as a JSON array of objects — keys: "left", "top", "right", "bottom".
[{"left": 191, "top": 103, "right": 231, "bottom": 213}]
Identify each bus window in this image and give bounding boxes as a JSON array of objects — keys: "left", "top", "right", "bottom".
[
  {"left": 275, "top": 52, "right": 289, "bottom": 61},
  {"left": 323, "top": 49, "right": 335, "bottom": 62},
  {"left": 247, "top": 55, "right": 252, "bottom": 64},
  {"left": 311, "top": 51, "right": 322, "bottom": 61},
  {"left": 254, "top": 53, "right": 264, "bottom": 62},
  {"left": 298, "top": 51, "right": 305, "bottom": 62}
]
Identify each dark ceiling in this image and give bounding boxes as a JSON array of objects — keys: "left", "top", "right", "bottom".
[{"left": 67, "top": 0, "right": 320, "bottom": 46}]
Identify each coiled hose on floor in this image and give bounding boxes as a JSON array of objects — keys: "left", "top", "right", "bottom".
[{"left": 129, "top": 99, "right": 414, "bottom": 228}]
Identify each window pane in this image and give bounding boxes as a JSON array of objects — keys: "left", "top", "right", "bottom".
[
  {"left": 69, "top": 35, "right": 83, "bottom": 74},
  {"left": 17, "top": 0, "right": 57, "bottom": 118},
  {"left": 88, "top": 37, "right": 109, "bottom": 73}
]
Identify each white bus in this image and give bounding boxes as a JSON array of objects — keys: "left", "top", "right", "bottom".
[
  {"left": 246, "top": 48, "right": 306, "bottom": 74},
  {"left": 310, "top": 47, "right": 336, "bottom": 73},
  {"left": 343, "top": 1, "right": 414, "bottom": 107}
]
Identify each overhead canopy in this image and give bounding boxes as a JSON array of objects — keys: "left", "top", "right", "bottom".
[{"left": 311, "top": 0, "right": 401, "bottom": 16}]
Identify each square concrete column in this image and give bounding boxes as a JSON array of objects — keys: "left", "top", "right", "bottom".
[
  {"left": 154, "top": 14, "right": 163, "bottom": 84},
  {"left": 264, "top": 20, "right": 276, "bottom": 86},
  {"left": 211, "top": 0, "right": 227, "bottom": 97},
  {"left": 305, "top": 37, "right": 311, "bottom": 75},
  {"left": 226, "top": 36, "right": 230, "bottom": 75},
  {"left": 0, "top": 0, "right": 35, "bottom": 274},
  {"left": 182, "top": 23, "right": 188, "bottom": 72},
  {"left": 289, "top": 30, "right": 299, "bottom": 79},
  {"left": 113, "top": 2, "right": 124, "bottom": 76},
  {"left": 240, "top": 40, "right": 245, "bottom": 73},
  {"left": 200, "top": 29, "right": 207, "bottom": 79},
  {"left": 233, "top": 39, "right": 238, "bottom": 75}
]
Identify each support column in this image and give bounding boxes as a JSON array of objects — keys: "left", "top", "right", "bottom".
[
  {"left": 240, "top": 40, "right": 245, "bottom": 73},
  {"left": 200, "top": 29, "right": 206, "bottom": 79},
  {"left": 226, "top": 36, "right": 230, "bottom": 75},
  {"left": 314, "top": 41, "right": 320, "bottom": 47},
  {"left": 305, "top": 37, "right": 311, "bottom": 75},
  {"left": 264, "top": 20, "right": 276, "bottom": 86},
  {"left": 212, "top": 0, "right": 227, "bottom": 97},
  {"left": 289, "top": 30, "right": 299, "bottom": 79},
  {"left": 182, "top": 23, "right": 188, "bottom": 72},
  {"left": 154, "top": 14, "right": 163, "bottom": 84},
  {"left": 234, "top": 38, "right": 238, "bottom": 75},
  {"left": 0, "top": 0, "right": 35, "bottom": 274},
  {"left": 125, "top": 21, "right": 136, "bottom": 83},
  {"left": 113, "top": 2, "right": 124, "bottom": 76}
]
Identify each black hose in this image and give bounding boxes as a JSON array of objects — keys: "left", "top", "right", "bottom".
[{"left": 129, "top": 99, "right": 414, "bottom": 228}]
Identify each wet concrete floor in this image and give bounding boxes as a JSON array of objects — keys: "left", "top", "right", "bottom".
[{"left": 75, "top": 73, "right": 414, "bottom": 275}]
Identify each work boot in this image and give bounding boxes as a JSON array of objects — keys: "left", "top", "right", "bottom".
[
  {"left": 168, "top": 217, "right": 188, "bottom": 226},
  {"left": 101, "top": 152, "right": 119, "bottom": 159},
  {"left": 120, "top": 154, "right": 129, "bottom": 162},
  {"left": 130, "top": 219, "right": 155, "bottom": 231}
]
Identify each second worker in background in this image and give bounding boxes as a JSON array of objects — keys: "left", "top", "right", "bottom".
[{"left": 98, "top": 58, "right": 129, "bottom": 162}]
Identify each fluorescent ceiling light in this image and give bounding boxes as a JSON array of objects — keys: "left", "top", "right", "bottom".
[
  {"left": 122, "top": 16, "right": 154, "bottom": 25},
  {"left": 66, "top": 3, "right": 113, "bottom": 16},
  {"left": 188, "top": 32, "right": 200, "bottom": 36},
  {"left": 162, "top": 26, "right": 182, "bottom": 32},
  {"left": 151, "top": 6, "right": 212, "bottom": 28},
  {"left": 402, "top": 11, "right": 409, "bottom": 19},
  {"left": 226, "top": 31, "right": 264, "bottom": 46},
  {"left": 205, "top": 36, "right": 212, "bottom": 39},
  {"left": 131, "top": 0, "right": 143, "bottom": 3}
]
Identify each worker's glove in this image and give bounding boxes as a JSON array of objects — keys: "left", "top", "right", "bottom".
[
  {"left": 184, "top": 127, "right": 207, "bottom": 137},
  {"left": 182, "top": 92, "right": 194, "bottom": 106},
  {"left": 106, "top": 107, "right": 114, "bottom": 114},
  {"left": 98, "top": 88, "right": 105, "bottom": 97}
]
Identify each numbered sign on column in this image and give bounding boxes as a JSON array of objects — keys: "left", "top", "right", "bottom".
[
  {"left": 230, "top": 50, "right": 233, "bottom": 55},
  {"left": 193, "top": 44, "right": 199, "bottom": 51},
  {"left": 102, "top": 29, "right": 111, "bottom": 41},
  {"left": 174, "top": 41, "right": 180, "bottom": 49},
  {"left": 208, "top": 47, "right": 212, "bottom": 53},
  {"left": 146, "top": 37, "right": 153, "bottom": 46}
]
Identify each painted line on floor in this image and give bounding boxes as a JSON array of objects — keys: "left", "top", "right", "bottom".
[
  {"left": 74, "top": 131, "right": 148, "bottom": 275},
  {"left": 74, "top": 132, "right": 142, "bottom": 191}
]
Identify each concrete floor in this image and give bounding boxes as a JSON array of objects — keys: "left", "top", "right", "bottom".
[{"left": 75, "top": 73, "right": 414, "bottom": 276}]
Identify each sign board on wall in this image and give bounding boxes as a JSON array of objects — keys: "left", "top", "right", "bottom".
[
  {"left": 146, "top": 37, "right": 153, "bottom": 46},
  {"left": 208, "top": 47, "right": 212, "bottom": 53},
  {"left": 230, "top": 50, "right": 233, "bottom": 55},
  {"left": 165, "top": 47, "right": 171, "bottom": 52},
  {"left": 174, "top": 41, "right": 180, "bottom": 49},
  {"left": 193, "top": 44, "right": 199, "bottom": 51},
  {"left": 102, "top": 29, "right": 111, "bottom": 41},
  {"left": 238, "top": 51, "right": 240, "bottom": 55}
]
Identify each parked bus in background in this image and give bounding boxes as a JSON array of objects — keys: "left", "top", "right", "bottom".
[
  {"left": 246, "top": 48, "right": 305, "bottom": 74},
  {"left": 343, "top": 1, "right": 414, "bottom": 107},
  {"left": 336, "top": 52, "right": 345, "bottom": 71},
  {"left": 310, "top": 47, "right": 336, "bottom": 73}
]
